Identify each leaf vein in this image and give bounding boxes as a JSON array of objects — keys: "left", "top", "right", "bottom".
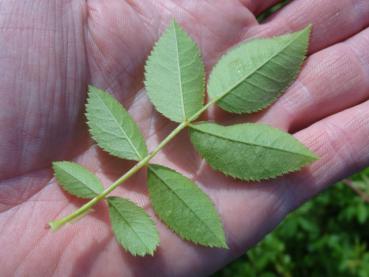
[
  {"left": 93, "top": 93, "right": 143, "bottom": 160},
  {"left": 150, "top": 168, "right": 223, "bottom": 244}
]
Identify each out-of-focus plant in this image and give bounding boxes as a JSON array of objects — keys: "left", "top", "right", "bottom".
[{"left": 215, "top": 168, "right": 369, "bottom": 277}]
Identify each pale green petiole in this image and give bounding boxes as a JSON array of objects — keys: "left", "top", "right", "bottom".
[{"left": 48, "top": 101, "right": 214, "bottom": 231}]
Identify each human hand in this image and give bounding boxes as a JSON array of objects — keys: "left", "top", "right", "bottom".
[{"left": 1, "top": 0, "right": 368, "bottom": 275}]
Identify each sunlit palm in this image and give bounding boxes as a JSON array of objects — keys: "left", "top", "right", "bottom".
[{"left": 1, "top": 0, "right": 369, "bottom": 275}]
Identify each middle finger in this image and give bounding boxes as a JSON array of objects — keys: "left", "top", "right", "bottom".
[{"left": 256, "top": 27, "right": 369, "bottom": 132}]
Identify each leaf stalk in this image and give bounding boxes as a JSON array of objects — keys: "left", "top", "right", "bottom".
[{"left": 49, "top": 117, "right": 199, "bottom": 230}]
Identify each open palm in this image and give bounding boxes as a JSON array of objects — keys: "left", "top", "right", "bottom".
[{"left": 1, "top": 0, "right": 369, "bottom": 275}]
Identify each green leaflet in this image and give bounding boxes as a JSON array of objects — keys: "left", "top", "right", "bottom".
[
  {"left": 189, "top": 122, "right": 318, "bottom": 181},
  {"left": 48, "top": 21, "right": 315, "bottom": 256},
  {"left": 53, "top": 161, "right": 104, "bottom": 199},
  {"left": 107, "top": 197, "right": 160, "bottom": 256},
  {"left": 208, "top": 26, "right": 311, "bottom": 114},
  {"left": 86, "top": 86, "right": 148, "bottom": 161},
  {"left": 145, "top": 20, "right": 205, "bottom": 123},
  {"left": 147, "top": 164, "right": 227, "bottom": 248}
]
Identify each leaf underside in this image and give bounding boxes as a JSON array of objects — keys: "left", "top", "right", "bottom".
[
  {"left": 208, "top": 26, "right": 311, "bottom": 114},
  {"left": 147, "top": 164, "right": 227, "bottom": 248},
  {"left": 145, "top": 20, "right": 205, "bottom": 123},
  {"left": 107, "top": 197, "right": 160, "bottom": 257},
  {"left": 53, "top": 161, "right": 104, "bottom": 199},
  {"left": 190, "top": 122, "right": 318, "bottom": 181},
  {"left": 86, "top": 86, "right": 148, "bottom": 161}
]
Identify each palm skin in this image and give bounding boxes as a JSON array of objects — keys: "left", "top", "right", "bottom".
[{"left": 1, "top": 0, "right": 369, "bottom": 275}]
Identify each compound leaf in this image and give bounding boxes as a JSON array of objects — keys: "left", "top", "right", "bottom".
[
  {"left": 86, "top": 86, "right": 147, "bottom": 161},
  {"left": 145, "top": 20, "right": 205, "bottom": 123},
  {"left": 190, "top": 122, "right": 318, "bottom": 181},
  {"left": 208, "top": 26, "right": 311, "bottom": 114},
  {"left": 147, "top": 164, "right": 227, "bottom": 248},
  {"left": 107, "top": 196, "right": 160, "bottom": 257},
  {"left": 53, "top": 161, "right": 104, "bottom": 199}
]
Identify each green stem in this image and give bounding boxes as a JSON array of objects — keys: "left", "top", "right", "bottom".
[{"left": 49, "top": 99, "right": 214, "bottom": 231}]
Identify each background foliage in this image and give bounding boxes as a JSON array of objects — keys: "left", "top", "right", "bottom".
[
  {"left": 216, "top": 1, "right": 369, "bottom": 276},
  {"left": 215, "top": 169, "right": 369, "bottom": 276}
]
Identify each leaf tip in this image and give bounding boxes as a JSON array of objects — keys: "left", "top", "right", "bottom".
[
  {"left": 87, "top": 85, "right": 98, "bottom": 98},
  {"left": 304, "top": 23, "right": 313, "bottom": 34},
  {"left": 52, "top": 160, "right": 68, "bottom": 177},
  {"left": 301, "top": 145, "right": 319, "bottom": 163},
  {"left": 220, "top": 241, "right": 229, "bottom": 250},
  {"left": 298, "top": 24, "right": 313, "bottom": 46},
  {"left": 211, "top": 234, "right": 229, "bottom": 249},
  {"left": 87, "top": 84, "right": 98, "bottom": 92},
  {"left": 294, "top": 24, "right": 312, "bottom": 37},
  {"left": 130, "top": 248, "right": 157, "bottom": 257},
  {"left": 52, "top": 161, "right": 60, "bottom": 171},
  {"left": 88, "top": 85, "right": 106, "bottom": 100},
  {"left": 168, "top": 18, "right": 180, "bottom": 29},
  {"left": 307, "top": 151, "right": 320, "bottom": 162}
]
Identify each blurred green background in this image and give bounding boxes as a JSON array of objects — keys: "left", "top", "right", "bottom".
[
  {"left": 215, "top": 169, "right": 369, "bottom": 277},
  {"left": 215, "top": 1, "right": 369, "bottom": 276}
]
